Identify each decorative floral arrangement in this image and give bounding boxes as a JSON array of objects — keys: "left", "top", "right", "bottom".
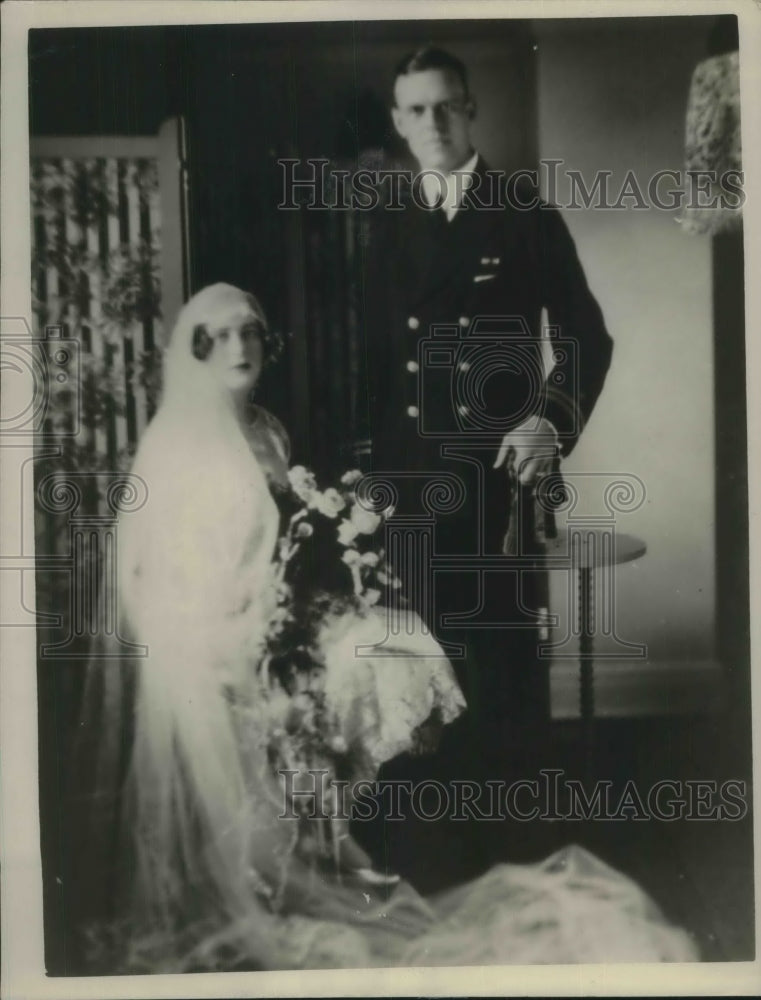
[
  {"left": 282, "top": 466, "right": 399, "bottom": 602},
  {"left": 260, "top": 466, "right": 400, "bottom": 803}
]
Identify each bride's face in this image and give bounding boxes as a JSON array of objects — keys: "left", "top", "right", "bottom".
[{"left": 206, "top": 305, "right": 265, "bottom": 395}]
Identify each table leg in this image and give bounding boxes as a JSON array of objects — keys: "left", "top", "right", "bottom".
[{"left": 579, "top": 564, "right": 595, "bottom": 779}]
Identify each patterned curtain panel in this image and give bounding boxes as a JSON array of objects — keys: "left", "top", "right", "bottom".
[
  {"left": 30, "top": 146, "right": 164, "bottom": 638},
  {"left": 31, "top": 153, "right": 164, "bottom": 461}
]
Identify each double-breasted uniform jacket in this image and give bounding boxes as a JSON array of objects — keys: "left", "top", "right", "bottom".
[
  {"left": 350, "top": 157, "right": 614, "bottom": 725},
  {"left": 354, "top": 157, "right": 613, "bottom": 555}
]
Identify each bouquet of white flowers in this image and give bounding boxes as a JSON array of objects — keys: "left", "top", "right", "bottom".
[
  {"left": 282, "top": 466, "right": 400, "bottom": 602},
  {"left": 260, "top": 466, "right": 400, "bottom": 794}
]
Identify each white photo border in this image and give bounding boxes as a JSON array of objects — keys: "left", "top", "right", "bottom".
[{"left": 2, "top": 1, "right": 760, "bottom": 996}]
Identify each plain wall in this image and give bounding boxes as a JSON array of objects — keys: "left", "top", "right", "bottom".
[{"left": 534, "top": 19, "right": 718, "bottom": 679}]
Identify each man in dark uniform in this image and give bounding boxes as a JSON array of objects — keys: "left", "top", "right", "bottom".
[{"left": 355, "top": 46, "right": 613, "bottom": 761}]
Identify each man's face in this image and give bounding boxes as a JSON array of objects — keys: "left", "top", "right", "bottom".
[{"left": 392, "top": 68, "right": 475, "bottom": 173}]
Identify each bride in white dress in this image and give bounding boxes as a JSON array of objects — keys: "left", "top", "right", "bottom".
[{"left": 78, "top": 283, "right": 698, "bottom": 972}]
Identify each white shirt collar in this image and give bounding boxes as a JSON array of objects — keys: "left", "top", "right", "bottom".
[{"left": 421, "top": 151, "right": 480, "bottom": 220}]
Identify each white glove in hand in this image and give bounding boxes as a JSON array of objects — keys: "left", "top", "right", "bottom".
[{"left": 493, "top": 417, "right": 560, "bottom": 485}]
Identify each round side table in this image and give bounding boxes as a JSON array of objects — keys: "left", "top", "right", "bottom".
[{"left": 541, "top": 529, "right": 647, "bottom": 776}]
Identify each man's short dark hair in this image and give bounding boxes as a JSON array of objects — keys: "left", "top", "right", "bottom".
[{"left": 393, "top": 46, "right": 470, "bottom": 102}]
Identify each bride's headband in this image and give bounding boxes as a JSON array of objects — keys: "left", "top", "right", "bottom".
[{"left": 170, "top": 284, "right": 282, "bottom": 367}]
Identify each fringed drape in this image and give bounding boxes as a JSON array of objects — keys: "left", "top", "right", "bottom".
[
  {"left": 681, "top": 51, "right": 742, "bottom": 236},
  {"left": 295, "top": 167, "right": 374, "bottom": 477}
]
